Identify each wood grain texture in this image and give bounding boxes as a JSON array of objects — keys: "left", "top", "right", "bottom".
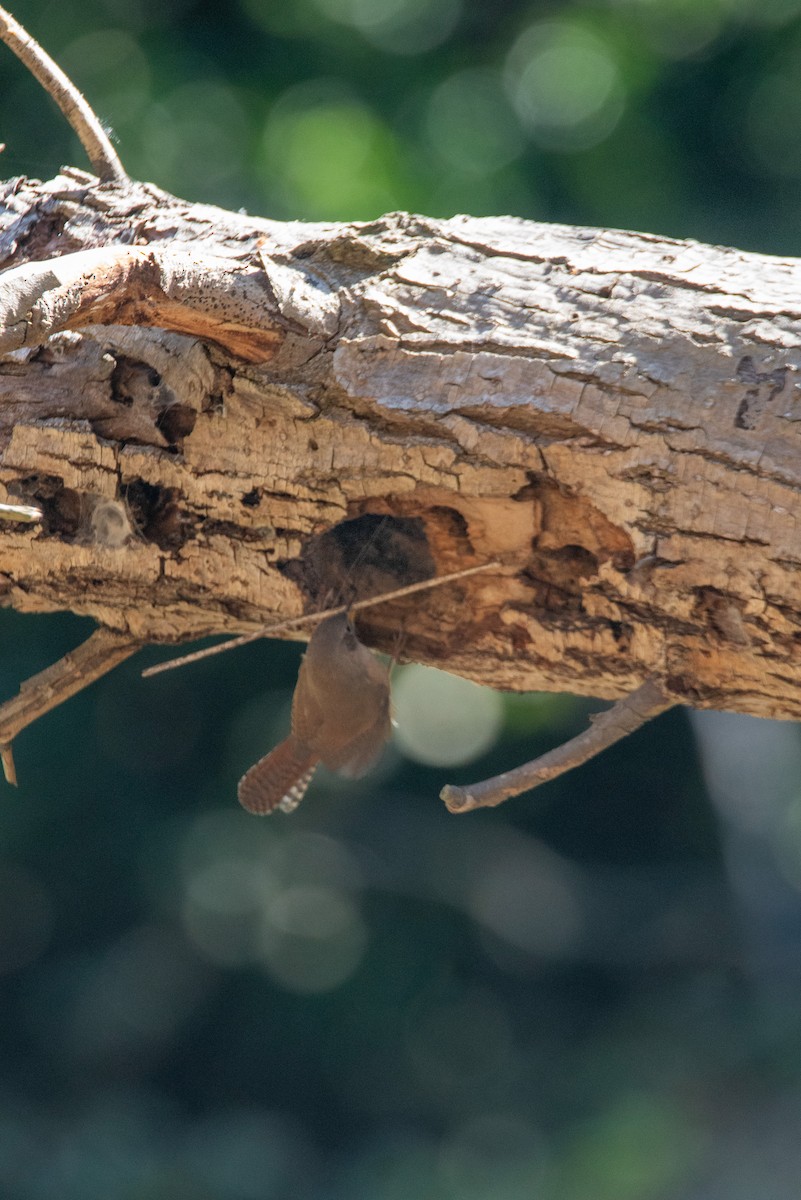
[{"left": 2, "top": 169, "right": 800, "bottom": 718}]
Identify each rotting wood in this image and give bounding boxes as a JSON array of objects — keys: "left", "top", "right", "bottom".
[
  {"left": 2, "top": 6, "right": 801, "bottom": 808},
  {"left": 2, "top": 169, "right": 800, "bottom": 725}
]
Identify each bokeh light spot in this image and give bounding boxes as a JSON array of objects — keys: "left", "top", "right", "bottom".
[
  {"left": 425, "top": 68, "right": 525, "bottom": 176},
  {"left": 261, "top": 82, "right": 404, "bottom": 219},
  {"left": 178, "top": 813, "right": 367, "bottom": 989},
  {"left": 471, "top": 840, "right": 584, "bottom": 960},
  {"left": 337, "top": 1132, "right": 439, "bottom": 1200},
  {"left": 140, "top": 81, "right": 249, "bottom": 199},
  {"left": 311, "top": 0, "right": 462, "bottom": 55},
  {"left": 60, "top": 29, "right": 151, "bottom": 126},
  {"left": 504, "top": 20, "right": 625, "bottom": 151},
  {"left": 392, "top": 664, "right": 503, "bottom": 767},
  {"left": 629, "top": 0, "right": 725, "bottom": 59},
  {"left": 558, "top": 1092, "right": 702, "bottom": 1198},
  {"left": 64, "top": 925, "right": 212, "bottom": 1064},
  {"left": 181, "top": 1108, "right": 315, "bottom": 1200},
  {"left": 261, "top": 884, "right": 368, "bottom": 994},
  {"left": 268, "top": 883, "right": 356, "bottom": 938},
  {"left": 182, "top": 857, "right": 275, "bottom": 967}
]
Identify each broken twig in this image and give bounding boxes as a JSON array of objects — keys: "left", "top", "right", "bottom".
[
  {"left": 142, "top": 561, "right": 500, "bottom": 679},
  {"left": 441, "top": 677, "right": 677, "bottom": 813},
  {"left": 0, "top": 502, "right": 42, "bottom": 523},
  {"left": 0, "top": 627, "right": 140, "bottom": 784},
  {"left": 0, "top": 6, "right": 127, "bottom": 183}
]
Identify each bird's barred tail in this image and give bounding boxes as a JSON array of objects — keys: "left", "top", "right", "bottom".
[{"left": 238, "top": 737, "right": 318, "bottom": 815}]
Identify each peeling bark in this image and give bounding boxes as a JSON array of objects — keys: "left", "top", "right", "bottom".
[{"left": 2, "top": 169, "right": 801, "bottom": 721}]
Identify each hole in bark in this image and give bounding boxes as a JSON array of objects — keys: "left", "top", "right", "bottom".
[
  {"left": 12, "top": 214, "right": 78, "bottom": 263},
  {"left": 610, "top": 621, "right": 633, "bottom": 650},
  {"left": 734, "top": 394, "right": 757, "bottom": 430},
  {"left": 9, "top": 475, "right": 82, "bottom": 537},
  {"left": 156, "top": 404, "right": 196, "bottom": 445},
  {"left": 123, "top": 480, "right": 189, "bottom": 551},
  {"left": 103, "top": 355, "right": 196, "bottom": 450},
  {"left": 428, "top": 505, "right": 469, "bottom": 542},
  {"left": 547, "top": 544, "right": 598, "bottom": 581},
  {"left": 523, "top": 545, "right": 599, "bottom": 613},
  {"left": 525, "top": 474, "right": 634, "bottom": 570},
  {"left": 110, "top": 355, "right": 153, "bottom": 406},
  {"left": 49, "top": 487, "right": 83, "bottom": 537},
  {"left": 284, "top": 513, "right": 436, "bottom": 609}
]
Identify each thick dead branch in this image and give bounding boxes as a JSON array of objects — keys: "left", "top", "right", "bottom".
[
  {"left": 442, "top": 679, "right": 677, "bottom": 813},
  {"left": 3, "top": 172, "right": 800, "bottom": 722},
  {"left": 2, "top": 164, "right": 801, "bottom": 801},
  {"left": 2, "top": 8, "right": 799, "bottom": 802},
  {"left": 0, "top": 627, "right": 140, "bottom": 783},
  {"left": 0, "top": 6, "right": 127, "bottom": 184}
]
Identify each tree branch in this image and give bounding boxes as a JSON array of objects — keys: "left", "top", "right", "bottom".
[
  {"left": 0, "top": 6, "right": 127, "bottom": 184},
  {"left": 441, "top": 679, "right": 677, "bottom": 813},
  {"left": 2, "top": 165, "right": 801, "bottom": 808},
  {"left": 142, "top": 562, "right": 500, "bottom": 678},
  {"left": 2, "top": 174, "right": 800, "bottom": 721},
  {"left": 0, "top": 628, "right": 140, "bottom": 784},
  {"left": 0, "top": 244, "right": 309, "bottom": 361},
  {"left": 2, "top": 16, "right": 797, "bottom": 803}
]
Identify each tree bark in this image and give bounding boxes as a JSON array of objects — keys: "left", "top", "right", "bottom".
[{"left": 2, "top": 169, "right": 800, "bottom": 719}]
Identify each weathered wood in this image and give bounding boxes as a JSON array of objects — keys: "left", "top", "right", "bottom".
[{"left": 2, "top": 169, "right": 800, "bottom": 719}]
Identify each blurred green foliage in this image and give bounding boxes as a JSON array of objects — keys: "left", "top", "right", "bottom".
[
  {"left": 6, "top": 0, "right": 801, "bottom": 249},
  {"left": 3, "top": 1, "right": 801, "bottom": 1196}
]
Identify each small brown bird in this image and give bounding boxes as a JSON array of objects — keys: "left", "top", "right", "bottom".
[{"left": 238, "top": 613, "right": 392, "bottom": 815}]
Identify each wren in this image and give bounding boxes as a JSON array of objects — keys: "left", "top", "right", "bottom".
[{"left": 238, "top": 613, "right": 392, "bottom": 815}]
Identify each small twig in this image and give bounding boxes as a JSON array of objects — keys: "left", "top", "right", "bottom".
[
  {"left": 0, "top": 502, "right": 42, "bottom": 523},
  {"left": 0, "top": 6, "right": 127, "bottom": 184},
  {"left": 0, "top": 745, "right": 16, "bottom": 786},
  {"left": 142, "top": 561, "right": 499, "bottom": 679},
  {"left": 0, "top": 627, "right": 140, "bottom": 784},
  {"left": 442, "top": 677, "right": 677, "bottom": 813}
]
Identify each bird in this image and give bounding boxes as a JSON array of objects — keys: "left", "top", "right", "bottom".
[{"left": 238, "top": 613, "right": 392, "bottom": 814}]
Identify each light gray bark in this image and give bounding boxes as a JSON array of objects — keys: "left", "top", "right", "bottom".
[{"left": 2, "top": 169, "right": 801, "bottom": 719}]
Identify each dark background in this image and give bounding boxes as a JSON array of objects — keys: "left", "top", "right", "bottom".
[{"left": 3, "top": 1, "right": 801, "bottom": 1196}]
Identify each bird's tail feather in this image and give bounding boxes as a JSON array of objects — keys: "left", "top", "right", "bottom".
[{"left": 238, "top": 737, "right": 318, "bottom": 815}]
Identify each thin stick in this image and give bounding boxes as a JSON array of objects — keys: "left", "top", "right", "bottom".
[
  {"left": 441, "top": 677, "right": 677, "bottom": 813},
  {"left": 0, "top": 627, "right": 139, "bottom": 784},
  {"left": 0, "top": 502, "right": 42, "bottom": 523},
  {"left": 142, "top": 561, "right": 499, "bottom": 679},
  {"left": 0, "top": 6, "right": 128, "bottom": 184},
  {"left": 0, "top": 745, "right": 16, "bottom": 786}
]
